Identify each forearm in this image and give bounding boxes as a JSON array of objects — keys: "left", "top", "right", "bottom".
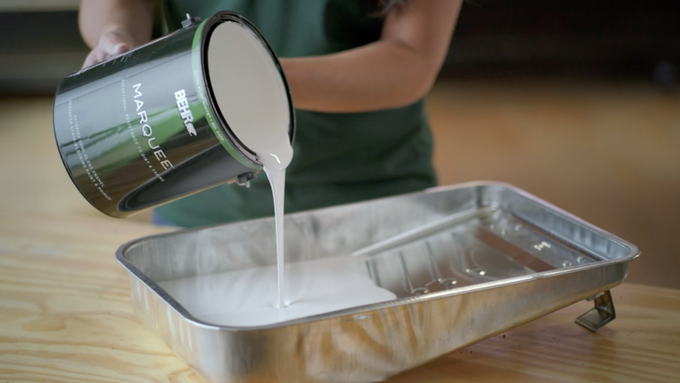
[
  {"left": 280, "top": 41, "right": 435, "bottom": 113},
  {"left": 79, "top": 0, "right": 154, "bottom": 49},
  {"left": 281, "top": 0, "right": 462, "bottom": 113}
]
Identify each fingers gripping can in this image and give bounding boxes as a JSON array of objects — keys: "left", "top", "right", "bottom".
[{"left": 53, "top": 12, "right": 295, "bottom": 218}]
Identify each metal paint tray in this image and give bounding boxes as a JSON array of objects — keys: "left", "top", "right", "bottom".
[{"left": 116, "top": 182, "right": 639, "bottom": 383}]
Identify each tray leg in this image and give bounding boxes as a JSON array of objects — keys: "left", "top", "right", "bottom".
[{"left": 575, "top": 290, "right": 616, "bottom": 332}]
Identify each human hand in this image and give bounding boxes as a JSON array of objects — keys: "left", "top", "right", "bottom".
[{"left": 82, "top": 30, "right": 135, "bottom": 68}]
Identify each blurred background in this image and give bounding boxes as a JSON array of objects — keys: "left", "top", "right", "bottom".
[{"left": 1, "top": 0, "right": 678, "bottom": 288}]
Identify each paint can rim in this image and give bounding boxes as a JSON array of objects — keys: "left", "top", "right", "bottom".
[{"left": 197, "top": 12, "right": 297, "bottom": 169}]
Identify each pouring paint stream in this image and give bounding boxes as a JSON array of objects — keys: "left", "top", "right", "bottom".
[
  {"left": 261, "top": 142, "right": 293, "bottom": 308},
  {"left": 207, "top": 21, "right": 293, "bottom": 309}
]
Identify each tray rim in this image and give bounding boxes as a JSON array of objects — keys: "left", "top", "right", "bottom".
[{"left": 115, "top": 181, "right": 640, "bottom": 331}]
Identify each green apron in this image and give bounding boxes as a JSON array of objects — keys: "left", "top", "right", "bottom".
[{"left": 155, "top": 0, "right": 437, "bottom": 227}]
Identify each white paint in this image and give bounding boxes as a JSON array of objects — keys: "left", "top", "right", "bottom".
[
  {"left": 264, "top": 160, "right": 289, "bottom": 308},
  {"left": 207, "top": 21, "right": 291, "bottom": 166},
  {"left": 158, "top": 258, "right": 396, "bottom": 327},
  {"left": 207, "top": 21, "right": 293, "bottom": 308}
]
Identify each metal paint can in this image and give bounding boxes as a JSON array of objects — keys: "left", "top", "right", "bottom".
[{"left": 53, "top": 12, "right": 295, "bottom": 218}]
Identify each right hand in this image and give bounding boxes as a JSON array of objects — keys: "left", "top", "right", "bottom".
[{"left": 82, "top": 30, "right": 135, "bottom": 69}]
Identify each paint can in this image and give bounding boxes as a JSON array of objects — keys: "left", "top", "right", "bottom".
[{"left": 53, "top": 12, "right": 295, "bottom": 218}]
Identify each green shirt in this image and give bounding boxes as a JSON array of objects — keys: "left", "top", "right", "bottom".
[{"left": 155, "top": 0, "right": 437, "bottom": 227}]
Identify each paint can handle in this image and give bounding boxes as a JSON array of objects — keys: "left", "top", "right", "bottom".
[
  {"left": 182, "top": 14, "right": 202, "bottom": 28},
  {"left": 236, "top": 172, "right": 258, "bottom": 188}
]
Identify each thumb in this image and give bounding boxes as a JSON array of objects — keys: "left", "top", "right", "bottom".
[
  {"left": 99, "top": 31, "right": 133, "bottom": 57},
  {"left": 81, "top": 31, "right": 134, "bottom": 69},
  {"left": 111, "top": 42, "right": 130, "bottom": 55}
]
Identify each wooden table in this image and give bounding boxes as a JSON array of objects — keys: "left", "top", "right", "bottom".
[{"left": 1, "top": 211, "right": 679, "bottom": 383}]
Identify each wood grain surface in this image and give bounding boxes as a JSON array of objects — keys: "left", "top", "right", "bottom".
[{"left": 1, "top": 211, "right": 679, "bottom": 383}]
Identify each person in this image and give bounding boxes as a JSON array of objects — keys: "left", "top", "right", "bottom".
[{"left": 79, "top": 0, "right": 463, "bottom": 227}]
